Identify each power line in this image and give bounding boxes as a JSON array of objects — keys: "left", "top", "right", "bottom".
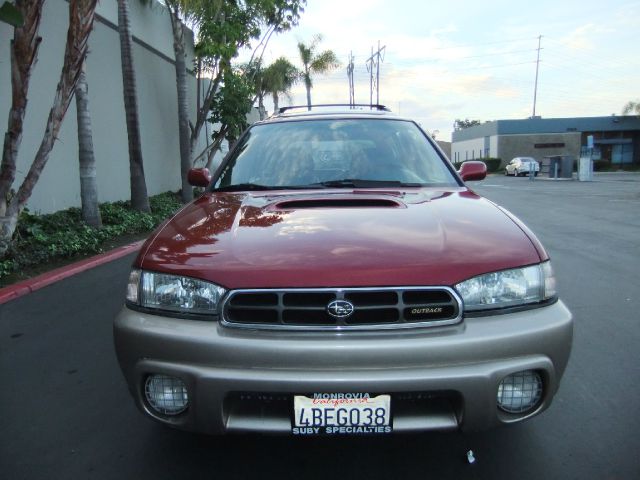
[{"left": 421, "top": 35, "right": 539, "bottom": 51}]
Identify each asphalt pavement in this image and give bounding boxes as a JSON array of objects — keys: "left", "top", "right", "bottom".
[{"left": 1, "top": 173, "right": 639, "bottom": 479}]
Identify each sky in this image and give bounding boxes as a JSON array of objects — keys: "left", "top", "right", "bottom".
[{"left": 238, "top": 0, "right": 640, "bottom": 141}]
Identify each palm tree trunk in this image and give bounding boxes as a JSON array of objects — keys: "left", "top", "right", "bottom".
[
  {"left": 258, "top": 93, "right": 266, "bottom": 120},
  {"left": 117, "top": 0, "right": 150, "bottom": 213},
  {"left": 168, "top": 6, "right": 193, "bottom": 203},
  {"left": 305, "top": 80, "right": 312, "bottom": 111},
  {"left": 1, "top": 0, "right": 98, "bottom": 256},
  {"left": 272, "top": 92, "right": 279, "bottom": 114},
  {"left": 75, "top": 65, "right": 102, "bottom": 227}
]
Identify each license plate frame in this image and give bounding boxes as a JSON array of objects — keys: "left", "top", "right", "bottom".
[{"left": 292, "top": 393, "right": 392, "bottom": 435}]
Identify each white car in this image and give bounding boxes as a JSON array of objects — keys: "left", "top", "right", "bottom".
[{"left": 505, "top": 157, "right": 540, "bottom": 176}]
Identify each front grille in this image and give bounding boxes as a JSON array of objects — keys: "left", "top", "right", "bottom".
[{"left": 222, "top": 287, "right": 462, "bottom": 330}]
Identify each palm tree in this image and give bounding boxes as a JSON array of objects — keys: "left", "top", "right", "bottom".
[
  {"left": 247, "top": 58, "right": 298, "bottom": 119},
  {"left": 116, "top": 0, "right": 150, "bottom": 212},
  {"left": 264, "top": 57, "right": 299, "bottom": 114},
  {"left": 75, "top": 64, "right": 101, "bottom": 227},
  {"left": 622, "top": 101, "right": 640, "bottom": 115},
  {"left": 297, "top": 34, "right": 340, "bottom": 110},
  {"left": 165, "top": 0, "right": 194, "bottom": 202}
]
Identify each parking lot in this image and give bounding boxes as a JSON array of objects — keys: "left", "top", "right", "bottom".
[{"left": 1, "top": 172, "right": 639, "bottom": 479}]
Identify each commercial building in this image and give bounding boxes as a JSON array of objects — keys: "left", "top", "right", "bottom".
[{"left": 451, "top": 116, "right": 640, "bottom": 167}]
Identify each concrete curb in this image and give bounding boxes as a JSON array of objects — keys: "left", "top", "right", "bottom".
[{"left": 0, "top": 240, "right": 144, "bottom": 305}]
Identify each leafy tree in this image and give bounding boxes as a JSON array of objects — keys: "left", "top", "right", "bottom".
[
  {"left": 1, "top": 0, "right": 44, "bottom": 221},
  {"left": 297, "top": 34, "right": 340, "bottom": 109},
  {"left": 210, "top": 68, "right": 254, "bottom": 147},
  {"left": 116, "top": 0, "right": 150, "bottom": 213},
  {"left": 453, "top": 118, "right": 482, "bottom": 130},
  {"left": 0, "top": 0, "right": 99, "bottom": 256},
  {"left": 164, "top": 0, "right": 305, "bottom": 202},
  {"left": 622, "top": 101, "right": 640, "bottom": 115}
]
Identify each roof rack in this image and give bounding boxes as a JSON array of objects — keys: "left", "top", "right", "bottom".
[{"left": 278, "top": 104, "right": 391, "bottom": 114}]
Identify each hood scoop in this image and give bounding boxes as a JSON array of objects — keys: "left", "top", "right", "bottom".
[{"left": 275, "top": 197, "right": 403, "bottom": 210}]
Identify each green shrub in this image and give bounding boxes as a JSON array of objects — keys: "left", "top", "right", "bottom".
[
  {"left": 453, "top": 158, "right": 502, "bottom": 173},
  {"left": 1, "top": 191, "right": 183, "bottom": 282},
  {"left": 593, "top": 160, "right": 609, "bottom": 171},
  {"left": 481, "top": 158, "right": 502, "bottom": 172}
]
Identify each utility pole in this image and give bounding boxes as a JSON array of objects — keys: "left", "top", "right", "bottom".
[
  {"left": 532, "top": 35, "right": 543, "bottom": 117},
  {"left": 366, "top": 40, "right": 386, "bottom": 106},
  {"left": 347, "top": 51, "right": 355, "bottom": 107}
]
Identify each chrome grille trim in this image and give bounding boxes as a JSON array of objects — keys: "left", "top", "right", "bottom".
[{"left": 220, "top": 286, "right": 463, "bottom": 331}]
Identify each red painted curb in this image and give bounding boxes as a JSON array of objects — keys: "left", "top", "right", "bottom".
[{"left": 0, "top": 240, "right": 144, "bottom": 305}]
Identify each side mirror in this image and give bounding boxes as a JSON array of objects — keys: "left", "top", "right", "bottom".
[
  {"left": 187, "top": 168, "right": 212, "bottom": 187},
  {"left": 458, "top": 161, "right": 487, "bottom": 182}
]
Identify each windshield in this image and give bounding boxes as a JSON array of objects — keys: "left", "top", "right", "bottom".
[{"left": 213, "top": 118, "right": 459, "bottom": 190}]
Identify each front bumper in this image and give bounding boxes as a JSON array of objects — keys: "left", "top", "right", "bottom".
[{"left": 113, "top": 300, "right": 573, "bottom": 434}]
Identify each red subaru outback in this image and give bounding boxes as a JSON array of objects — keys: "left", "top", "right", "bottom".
[{"left": 114, "top": 106, "right": 573, "bottom": 435}]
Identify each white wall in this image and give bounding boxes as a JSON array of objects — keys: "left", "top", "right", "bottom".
[
  {"left": 490, "top": 135, "right": 498, "bottom": 157},
  {"left": 0, "top": 0, "right": 206, "bottom": 213},
  {"left": 451, "top": 137, "right": 486, "bottom": 164}
]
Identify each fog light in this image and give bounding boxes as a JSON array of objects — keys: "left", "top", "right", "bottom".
[
  {"left": 144, "top": 374, "right": 189, "bottom": 415},
  {"left": 497, "top": 370, "right": 543, "bottom": 414}
]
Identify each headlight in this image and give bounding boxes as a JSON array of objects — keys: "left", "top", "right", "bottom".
[
  {"left": 455, "top": 261, "right": 556, "bottom": 311},
  {"left": 127, "top": 269, "right": 226, "bottom": 315}
]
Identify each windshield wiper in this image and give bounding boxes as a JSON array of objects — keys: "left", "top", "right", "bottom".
[
  {"left": 213, "top": 183, "right": 327, "bottom": 192},
  {"left": 213, "top": 180, "right": 424, "bottom": 192},
  {"left": 314, "top": 179, "right": 422, "bottom": 188}
]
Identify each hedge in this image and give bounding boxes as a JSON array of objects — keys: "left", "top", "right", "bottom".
[
  {"left": 0, "top": 192, "right": 183, "bottom": 282},
  {"left": 454, "top": 158, "right": 502, "bottom": 173}
]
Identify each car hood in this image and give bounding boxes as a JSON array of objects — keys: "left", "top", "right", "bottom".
[{"left": 138, "top": 188, "right": 545, "bottom": 289}]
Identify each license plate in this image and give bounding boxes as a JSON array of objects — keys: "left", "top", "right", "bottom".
[{"left": 293, "top": 393, "right": 392, "bottom": 435}]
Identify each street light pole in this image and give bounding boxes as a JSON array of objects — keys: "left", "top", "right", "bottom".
[{"left": 532, "top": 35, "right": 542, "bottom": 117}]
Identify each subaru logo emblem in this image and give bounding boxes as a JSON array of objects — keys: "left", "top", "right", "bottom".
[{"left": 327, "top": 300, "right": 355, "bottom": 318}]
